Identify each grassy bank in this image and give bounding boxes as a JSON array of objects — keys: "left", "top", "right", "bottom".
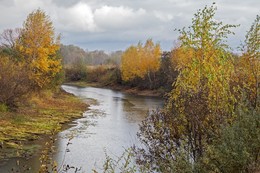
[{"left": 0, "top": 89, "right": 87, "bottom": 159}]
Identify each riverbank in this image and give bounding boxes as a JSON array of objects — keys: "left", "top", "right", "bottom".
[
  {"left": 0, "top": 88, "right": 88, "bottom": 160},
  {"left": 64, "top": 81, "right": 164, "bottom": 97}
]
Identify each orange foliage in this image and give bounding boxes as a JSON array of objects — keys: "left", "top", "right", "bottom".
[
  {"left": 121, "top": 39, "right": 161, "bottom": 82},
  {"left": 16, "top": 9, "right": 61, "bottom": 88}
]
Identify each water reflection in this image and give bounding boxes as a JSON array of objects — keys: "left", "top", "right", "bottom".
[
  {"left": 53, "top": 85, "right": 163, "bottom": 172},
  {"left": 0, "top": 85, "right": 163, "bottom": 172}
]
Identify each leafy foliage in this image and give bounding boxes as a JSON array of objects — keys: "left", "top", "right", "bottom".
[
  {"left": 236, "top": 15, "right": 260, "bottom": 108},
  {"left": 0, "top": 9, "right": 62, "bottom": 107},
  {"left": 16, "top": 9, "right": 61, "bottom": 88},
  {"left": 155, "top": 51, "right": 178, "bottom": 92},
  {"left": 166, "top": 4, "right": 237, "bottom": 161},
  {"left": 0, "top": 55, "right": 31, "bottom": 107},
  {"left": 121, "top": 39, "right": 161, "bottom": 88},
  {"left": 134, "top": 4, "right": 260, "bottom": 173},
  {"left": 202, "top": 99, "right": 260, "bottom": 173}
]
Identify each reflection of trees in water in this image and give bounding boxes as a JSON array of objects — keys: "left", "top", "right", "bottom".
[{"left": 121, "top": 97, "right": 150, "bottom": 123}]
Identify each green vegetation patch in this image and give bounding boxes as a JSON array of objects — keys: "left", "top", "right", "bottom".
[
  {"left": 0, "top": 89, "right": 88, "bottom": 160},
  {"left": 0, "top": 103, "right": 8, "bottom": 112}
]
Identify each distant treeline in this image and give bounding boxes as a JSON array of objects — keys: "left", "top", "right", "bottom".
[{"left": 60, "top": 44, "right": 123, "bottom": 66}]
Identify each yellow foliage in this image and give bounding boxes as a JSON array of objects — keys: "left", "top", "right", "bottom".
[
  {"left": 16, "top": 9, "right": 61, "bottom": 88},
  {"left": 237, "top": 15, "right": 259, "bottom": 108},
  {"left": 168, "top": 4, "right": 237, "bottom": 117},
  {"left": 121, "top": 45, "right": 139, "bottom": 81},
  {"left": 236, "top": 50, "right": 260, "bottom": 108},
  {"left": 166, "top": 5, "right": 238, "bottom": 155},
  {"left": 121, "top": 39, "right": 161, "bottom": 82},
  {"left": 171, "top": 47, "right": 236, "bottom": 117}
]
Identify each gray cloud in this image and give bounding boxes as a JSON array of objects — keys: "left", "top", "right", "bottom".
[
  {"left": 0, "top": 0, "right": 259, "bottom": 51},
  {"left": 52, "top": 0, "right": 80, "bottom": 7},
  {"left": 0, "top": 0, "right": 14, "bottom": 7}
]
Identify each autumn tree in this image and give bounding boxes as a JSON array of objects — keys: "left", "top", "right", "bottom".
[
  {"left": 170, "top": 4, "right": 237, "bottom": 114},
  {"left": 0, "top": 9, "right": 62, "bottom": 107},
  {"left": 237, "top": 15, "right": 260, "bottom": 108},
  {"left": 121, "top": 39, "right": 161, "bottom": 88},
  {"left": 167, "top": 3, "right": 238, "bottom": 158},
  {"left": 16, "top": 9, "right": 61, "bottom": 88},
  {"left": 136, "top": 4, "right": 238, "bottom": 171}
]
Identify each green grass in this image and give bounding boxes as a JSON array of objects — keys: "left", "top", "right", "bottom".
[{"left": 0, "top": 89, "right": 88, "bottom": 159}]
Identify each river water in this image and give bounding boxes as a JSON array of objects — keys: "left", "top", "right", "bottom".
[{"left": 0, "top": 85, "right": 163, "bottom": 172}]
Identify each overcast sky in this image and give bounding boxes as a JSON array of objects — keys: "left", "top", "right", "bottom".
[{"left": 0, "top": 0, "right": 259, "bottom": 51}]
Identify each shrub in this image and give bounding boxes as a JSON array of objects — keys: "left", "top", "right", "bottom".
[
  {"left": 0, "top": 55, "right": 32, "bottom": 108},
  {"left": 202, "top": 99, "right": 260, "bottom": 173}
]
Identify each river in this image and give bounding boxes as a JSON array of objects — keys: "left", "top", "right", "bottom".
[{"left": 0, "top": 85, "right": 163, "bottom": 172}]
